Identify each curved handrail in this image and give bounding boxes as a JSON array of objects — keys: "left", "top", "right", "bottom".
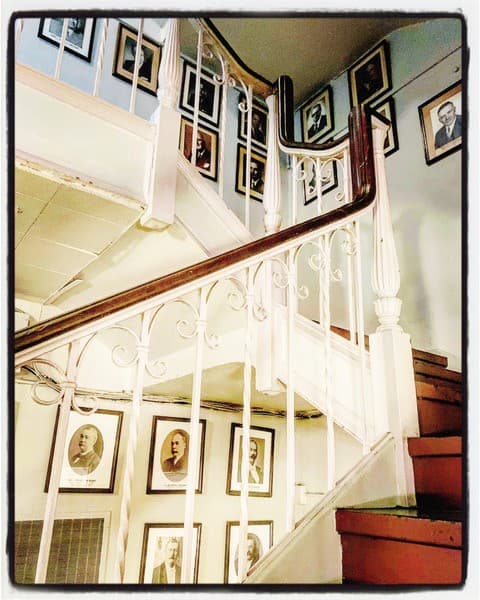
[{"left": 15, "top": 80, "right": 375, "bottom": 355}]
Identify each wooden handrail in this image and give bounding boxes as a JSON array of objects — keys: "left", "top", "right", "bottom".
[{"left": 15, "top": 84, "right": 375, "bottom": 355}]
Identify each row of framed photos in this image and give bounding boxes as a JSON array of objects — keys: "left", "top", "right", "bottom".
[
  {"left": 300, "top": 39, "right": 462, "bottom": 166},
  {"left": 45, "top": 409, "right": 275, "bottom": 497},
  {"left": 178, "top": 117, "right": 267, "bottom": 201},
  {"left": 300, "top": 41, "right": 396, "bottom": 146},
  {"left": 140, "top": 519, "right": 273, "bottom": 584}
]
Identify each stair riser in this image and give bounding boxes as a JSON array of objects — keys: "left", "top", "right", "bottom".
[
  {"left": 340, "top": 534, "right": 462, "bottom": 584},
  {"left": 417, "top": 398, "right": 462, "bottom": 436},
  {"left": 411, "top": 455, "right": 462, "bottom": 510}
]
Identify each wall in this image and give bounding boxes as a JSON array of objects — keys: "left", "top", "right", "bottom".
[
  {"left": 14, "top": 377, "right": 363, "bottom": 585},
  {"left": 293, "top": 19, "right": 463, "bottom": 369}
]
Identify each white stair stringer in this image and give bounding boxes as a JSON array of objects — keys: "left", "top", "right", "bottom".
[
  {"left": 176, "top": 153, "right": 253, "bottom": 256},
  {"left": 245, "top": 433, "right": 398, "bottom": 584},
  {"left": 274, "top": 307, "right": 381, "bottom": 444}
]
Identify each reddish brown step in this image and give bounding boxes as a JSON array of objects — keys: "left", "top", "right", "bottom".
[
  {"left": 336, "top": 508, "right": 462, "bottom": 584},
  {"left": 416, "top": 381, "right": 462, "bottom": 436},
  {"left": 408, "top": 436, "right": 462, "bottom": 510}
]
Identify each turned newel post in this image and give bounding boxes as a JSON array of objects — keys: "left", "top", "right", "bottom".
[
  {"left": 157, "top": 18, "right": 181, "bottom": 109},
  {"left": 255, "top": 94, "right": 283, "bottom": 394},
  {"left": 263, "top": 94, "right": 282, "bottom": 234},
  {"left": 368, "top": 117, "right": 419, "bottom": 507},
  {"left": 371, "top": 124, "right": 402, "bottom": 331},
  {"left": 141, "top": 18, "right": 181, "bottom": 229}
]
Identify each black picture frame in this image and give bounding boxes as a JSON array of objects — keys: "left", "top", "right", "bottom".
[
  {"left": 147, "top": 416, "right": 206, "bottom": 494},
  {"left": 45, "top": 407, "right": 123, "bottom": 493},
  {"left": 348, "top": 40, "right": 392, "bottom": 107},
  {"left": 372, "top": 96, "right": 399, "bottom": 157},
  {"left": 179, "top": 117, "right": 219, "bottom": 181},
  {"left": 179, "top": 61, "right": 222, "bottom": 127},
  {"left": 112, "top": 23, "right": 162, "bottom": 96},
  {"left": 300, "top": 85, "right": 334, "bottom": 143},
  {"left": 139, "top": 523, "right": 202, "bottom": 584},
  {"left": 238, "top": 96, "right": 268, "bottom": 149},
  {"left": 226, "top": 423, "right": 275, "bottom": 497},
  {"left": 418, "top": 81, "right": 462, "bottom": 166},
  {"left": 224, "top": 520, "right": 273, "bottom": 583},
  {"left": 38, "top": 17, "right": 96, "bottom": 62},
  {"left": 235, "top": 145, "right": 267, "bottom": 202}
]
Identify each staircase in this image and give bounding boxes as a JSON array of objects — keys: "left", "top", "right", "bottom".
[{"left": 336, "top": 349, "right": 464, "bottom": 584}]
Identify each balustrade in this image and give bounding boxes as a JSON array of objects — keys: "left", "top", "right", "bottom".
[{"left": 12, "top": 15, "right": 418, "bottom": 585}]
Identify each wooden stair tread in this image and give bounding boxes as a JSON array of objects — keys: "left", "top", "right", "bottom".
[
  {"left": 336, "top": 508, "right": 462, "bottom": 548},
  {"left": 415, "top": 381, "right": 462, "bottom": 404},
  {"left": 413, "top": 359, "right": 462, "bottom": 384},
  {"left": 408, "top": 435, "right": 462, "bottom": 457}
]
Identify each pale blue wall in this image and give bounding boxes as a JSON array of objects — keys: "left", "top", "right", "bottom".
[{"left": 293, "top": 18, "right": 463, "bottom": 366}]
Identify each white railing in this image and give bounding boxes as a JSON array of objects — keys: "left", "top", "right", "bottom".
[
  {"left": 13, "top": 17, "right": 419, "bottom": 586},
  {"left": 14, "top": 17, "right": 280, "bottom": 234}
]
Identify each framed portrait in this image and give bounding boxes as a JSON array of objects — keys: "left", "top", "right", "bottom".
[
  {"left": 139, "top": 523, "right": 201, "bottom": 584},
  {"left": 372, "top": 96, "right": 399, "bottom": 157},
  {"left": 112, "top": 23, "right": 162, "bottom": 96},
  {"left": 235, "top": 145, "right": 267, "bottom": 202},
  {"left": 226, "top": 424, "right": 275, "bottom": 497},
  {"left": 303, "top": 159, "right": 338, "bottom": 205},
  {"left": 348, "top": 41, "right": 392, "bottom": 107},
  {"left": 38, "top": 17, "right": 96, "bottom": 62},
  {"left": 418, "top": 81, "right": 462, "bottom": 166},
  {"left": 179, "top": 117, "right": 218, "bottom": 181},
  {"left": 238, "top": 97, "right": 268, "bottom": 149},
  {"left": 45, "top": 407, "right": 123, "bottom": 493},
  {"left": 179, "top": 61, "right": 222, "bottom": 127},
  {"left": 224, "top": 520, "right": 273, "bottom": 583},
  {"left": 147, "top": 416, "right": 206, "bottom": 494},
  {"left": 300, "top": 86, "right": 334, "bottom": 143}
]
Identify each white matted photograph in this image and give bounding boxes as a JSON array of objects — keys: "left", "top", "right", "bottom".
[
  {"left": 139, "top": 523, "right": 201, "bottom": 584},
  {"left": 226, "top": 424, "right": 274, "bottom": 497},
  {"left": 147, "top": 416, "right": 206, "bottom": 494},
  {"left": 45, "top": 407, "right": 123, "bottom": 493},
  {"left": 224, "top": 520, "right": 273, "bottom": 583},
  {"left": 38, "top": 17, "right": 96, "bottom": 62}
]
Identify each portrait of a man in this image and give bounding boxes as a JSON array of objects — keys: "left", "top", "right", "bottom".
[
  {"left": 355, "top": 57, "right": 383, "bottom": 104},
  {"left": 152, "top": 537, "right": 182, "bottom": 584},
  {"left": 237, "top": 438, "right": 264, "bottom": 484},
  {"left": 249, "top": 160, "right": 265, "bottom": 196},
  {"left": 122, "top": 39, "right": 153, "bottom": 81},
  {"left": 187, "top": 76, "right": 215, "bottom": 117},
  {"left": 186, "top": 130, "right": 211, "bottom": 169},
  {"left": 250, "top": 110, "right": 267, "bottom": 145},
  {"left": 234, "top": 533, "right": 263, "bottom": 577},
  {"left": 307, "top": 102, "right": 327, "bottom": 138},
  {"left": 68, "top": 424, "right": 103, "bottom": 475},
  {"left": 434, "top": 100, "right": 462, "bottom": 149},
  {"left": 161, "top": 429, "right": 189, "bottom": 481}
]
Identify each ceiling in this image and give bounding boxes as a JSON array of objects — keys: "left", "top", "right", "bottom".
[{"left": 208, "top": 16, "right": 425, "bottom": 104}]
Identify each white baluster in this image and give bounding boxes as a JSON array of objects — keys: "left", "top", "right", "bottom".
[
  {"left": 34, "top": 341, "right": 82, "bottom": 583},
  {"left": 140, "top": 18, "right": 181, "bottom": 229},
  {"left": 263, "top": 95, "right": 282, "bottom": 234},
  {"left": 286, "top": 249, "right": 296, "bottom": 531},
  {"left": 114, "top": 313, "right": 149, "bottom": 582},
  {"left": 236, "top": 268, "right": 254, "bottom": 581},
  {"left": 181, "top": 288, "right": 207, "bottom": 584},
  {"left": 54, "top": 19, "right": 69, "bottom": 80},
  {"left": 15, "top": 19, "right": 24, "bottom": 55},
  {"left": 245, "top": 85, "right": 253, "bottom": 231},
  {"left": 93, "top": 18, "right": 109, "bottom": 97}
]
